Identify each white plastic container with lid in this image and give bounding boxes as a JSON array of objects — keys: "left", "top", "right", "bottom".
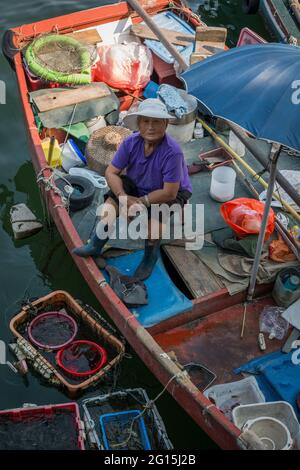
[
  {"left": 210, "top": 166, "right": 236, "bottom": 202},
  {"left": 229, "top": 130, "right": 245, "bottom": 156},
  {"left": 61, "top": 139, "right": 87, "bottom": 172}
]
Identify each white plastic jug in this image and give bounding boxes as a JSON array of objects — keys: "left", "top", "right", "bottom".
[
  {"left": 229, "top": 130, "right": 245, "bottom": 156},
  {"left": 61, "top": 139, "right": 86, "bottom": 172},
  {"left": 210, "top": 166, "right": 236, "bottom": 202}
]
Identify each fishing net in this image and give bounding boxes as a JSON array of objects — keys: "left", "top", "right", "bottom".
[
  {"left": 0, "top": 410, "right": 79, "bottom": 450},
  {"left": 25, "top": 34, "right": 96, "bottom": 84}
]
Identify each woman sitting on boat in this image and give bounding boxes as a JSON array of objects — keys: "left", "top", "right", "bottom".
[{"left": 74, "top": 98, "right": 192, "bottom": 279}]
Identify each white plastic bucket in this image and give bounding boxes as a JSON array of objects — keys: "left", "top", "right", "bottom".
[
  {"left": 243, "top": 416, "right": 293, "bottom": 450},
  {"left": 61, "top": 139, "right": 86, "bottom": 172},
  {"left": 210, "top": 166, "right": 236, "bottom": 202},
  {"left": 167, "top": 120, "right": 196, "bottom": 144}
]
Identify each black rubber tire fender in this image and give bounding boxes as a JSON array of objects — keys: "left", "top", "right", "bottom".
[
  {"left": 242, "top": 0, "right": 260, "bottom": 14},
  {"left": 2, "top": 30, "right": 17, "bottom": 70},
  {"left": 55, "top": 175, "right": 95, "bottom": 212}
]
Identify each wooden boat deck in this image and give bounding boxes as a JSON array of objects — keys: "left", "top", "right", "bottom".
[
  {"left": 154, "top": 295, "right": 286, "bottom": 386},
  {"left": 163, "top": 244, "right": 224, "bottom": 298}
]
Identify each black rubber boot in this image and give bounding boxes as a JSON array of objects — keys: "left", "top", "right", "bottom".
[
  {"left": 73, "top": 225, "right": 109, "bottom": 258},
  {"left": 133, "top": 239, "right": 161, "bottom": 281}
]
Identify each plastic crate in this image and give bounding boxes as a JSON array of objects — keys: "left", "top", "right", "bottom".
[
  {"left": 82, "top": 388, "right": 173, "bottom": 450},
  {"left": 9, "top": 291, "right": 125, "bottom": 396},
  {"left": 0, "top": 403, "right": 84, "bottom": 450},
  {"left": 99, "top": 410, "right": 151, "bottom": 450}
]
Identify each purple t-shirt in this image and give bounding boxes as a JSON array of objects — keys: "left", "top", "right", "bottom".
[{"left": 111, "top": 132, "right": 192, "bottom": 197}]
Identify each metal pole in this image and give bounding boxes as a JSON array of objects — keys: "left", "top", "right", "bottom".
[
  {"left": 126, "top": 0, "right": 189, "bottom": 72},
  {"left": 247, "top": 143, "right": 282, "bottom": 301},
  {"left": 229, "top": 122, "right": 300, "bottom": 209}
]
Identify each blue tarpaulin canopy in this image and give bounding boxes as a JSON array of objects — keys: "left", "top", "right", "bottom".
[
  {"left": 181, "top": 43, "right": 300, "bottom": 152},
  {"left": 181, "top": 43, "right": 300, "bottom": 300}
]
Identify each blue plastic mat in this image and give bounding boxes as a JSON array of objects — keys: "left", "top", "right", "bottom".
[
  {"left": 143, "top": 12, "right": 195, "bottom": 64},
  {"left": 103, "top": 251, "right": 193, "bottom": 328},
  {"left": 234, "top": 350, "right": 300, "bottom": 419}
]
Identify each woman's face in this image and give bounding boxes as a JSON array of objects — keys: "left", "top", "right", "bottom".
[{"left": 138, "top": 116, "right": 168, "bottom": 144}]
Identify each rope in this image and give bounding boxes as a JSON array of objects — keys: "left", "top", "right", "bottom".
[
  {"left": 283, "top": 145, "right": 300, "bottom": 157},
  {"left": 36, "top": 168, "right": 70, "bottom": 211},
  {"left": 108, "top": 369, "right": 187, "bottom": 449}
]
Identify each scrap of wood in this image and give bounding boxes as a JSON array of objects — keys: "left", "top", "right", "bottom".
[
  {"left": 191, "top": 26, "right": 227, "bottom": 65},
  {"left": 33, "top": 84, "right": 111, "bottom": 112},
  {"left": 66, "top": 29, "right": 102, "bottom": 44},
  {"left": 190, "top": 52, "right": 210, "bottom": 65},
  {"left": 131, "top": 23, "right": 194, "bottom": 46},
  {"left": 195, "top": 26, "right": 227, "bottom": 43}
]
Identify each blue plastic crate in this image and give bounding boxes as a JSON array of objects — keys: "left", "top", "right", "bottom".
[{"left": 99, "top": 410, "right": 151, "bottom": 450}]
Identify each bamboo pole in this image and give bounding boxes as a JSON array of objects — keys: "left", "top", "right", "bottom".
[{"left": 198, "top": 118, "right": 300, "bottom": 224}]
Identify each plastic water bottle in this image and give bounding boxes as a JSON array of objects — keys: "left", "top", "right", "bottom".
[
  {"left": 229, "top": 130, "right": 245, "bottom": 156},
  {"left": 194, "top": 122, "right": 204, "bottom": 139}
]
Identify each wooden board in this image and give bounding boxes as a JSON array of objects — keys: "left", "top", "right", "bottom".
[
  {"left": 34, "top": 84, "right": 111, "bottom": 113},
  {"left": 195, "top": 26, "right": 227, "bottom": 43},
  {"left": 131, "top": 23, "right": 194, "bottom": 46},
  {"left": 66, "top": 29, "right": 102, "bottom": 44},
  {"left": 163, "top": 245, "right": 224, "bottom": 298}
]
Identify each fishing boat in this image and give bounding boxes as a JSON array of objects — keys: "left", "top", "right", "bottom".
[
  {"left": 3, "top": 0, "right": 300, "bottom": 450},
  {"left": 242, "top": 0, "right": 300, "bottom": 44}
]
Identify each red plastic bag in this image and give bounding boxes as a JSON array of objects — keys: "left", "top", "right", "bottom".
[
  {"left": 95, "top": 43, "right": 153, "bottom": 92},
  {"left": 220, "top": 198, "right": 275, "bottom": 240}
]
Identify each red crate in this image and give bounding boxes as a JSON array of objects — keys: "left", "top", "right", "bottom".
[
  {"left": 151, "top": 52, "right": 184, "bottom": 88},
  {"left": 0, "top": 403, "right": 85, "bottom": 450}
]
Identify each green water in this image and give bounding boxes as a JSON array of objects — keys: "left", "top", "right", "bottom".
[{"left": 0, "top": 0, "right": 270, "bottom": 449}]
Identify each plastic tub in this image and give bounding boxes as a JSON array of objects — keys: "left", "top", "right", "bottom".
[
  {"left": 99, "top": 410, "right": 151, "bottom": 450},
  {"left": 56, "top": 340, "right": 107, "bottom": 377},
  {"left": 204, "top": 376, "right": 265, "bottom": 420},
  {"left": 210, "top": 166, "right": 236, "bottom": 202},
  {"left": 61, "top": 139, "right": 87, "bottom": 172},
  {"left": 243, "top": 416, "right": 293, "bottom": 450},
  {"left": 28, "top": 311, "right": 78, "bottom": 350},
  {"left": 232, "top": 401, "right": 300, "bottom": 449}
]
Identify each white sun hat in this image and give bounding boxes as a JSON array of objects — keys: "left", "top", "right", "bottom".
[{"left": 123, "top": 98, "right": 176, "bottom": 130}]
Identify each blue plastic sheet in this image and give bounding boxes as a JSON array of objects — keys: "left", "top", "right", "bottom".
[
  {"left": 181, "top": 44, "right": 300, "bottom": 152},
  {"left": 234, "top": 350, "right": 300, "bottom": 418},
  {"left": 103, "top": 251, "right": 193, "bottom": 328}
]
